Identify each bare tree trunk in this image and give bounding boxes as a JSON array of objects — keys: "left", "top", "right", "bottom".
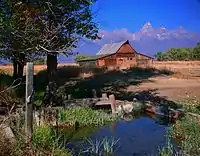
[
  {"left": 47, "top": 52, "right": 57, "bottom": 83},
  {"left": 17, "top": 53, "right": 25, "bottom": 79},
  {"left": 12, "top": 58, "right": 18, "bottom": 79},
  {"left": 43, "top": 52, "right": 58, "bottom": 106},
  {"left": 12, "top": 53, "right": 25, "bottom": 80}
]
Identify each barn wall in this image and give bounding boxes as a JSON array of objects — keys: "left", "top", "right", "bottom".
[
  {"left": 97, "top": 55, "right": 116, "bottom": 69},
  {"left": 78, "top": 60, "right": 97, "bottom": 68},
  {"left": 117, "top": 42, "right": 136, "bottom": 53},
  {"left": 136, "top": 54, "right": 153, "bottom": 68}
]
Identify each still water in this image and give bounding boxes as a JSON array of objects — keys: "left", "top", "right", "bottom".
[{"left": 66, "top": 114, "right": 175, "bottom": 156}]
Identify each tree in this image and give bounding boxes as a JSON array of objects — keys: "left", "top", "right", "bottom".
[
  {"left": 192, "top": 42, "right": 200, "bottom": 60},
  {"left": 33, "top": 57, "right": 46, "bottom": 65},
  {"left": 75, "top": 54, "right": 91, "bottom": 62},
  {"left": 1, "top": 0, "right": 100, "bottom": 106},
  {"left": 154, "top": 51, "right": 164, "bottom": 61},
  {"left": 0, "top": 1, "right": 41, "bottom": 79}
]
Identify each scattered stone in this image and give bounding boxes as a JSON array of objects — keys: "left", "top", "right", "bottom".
[{"left": 0, "top": 124, "right": 16, "bottom": 143}]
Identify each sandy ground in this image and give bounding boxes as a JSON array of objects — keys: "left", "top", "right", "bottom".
[{"left": 127, "top": 75, "right": 200, "bottom": 100}]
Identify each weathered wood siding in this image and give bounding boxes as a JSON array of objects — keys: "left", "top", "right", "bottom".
[{"left": 136, "top": 53, "right": 153, "bottom": 68}]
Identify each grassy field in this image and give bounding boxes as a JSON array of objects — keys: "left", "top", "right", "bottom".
[
  {"left": 1, "top": 60, "right": 200, "bottom": 76},
  {"left": 0, "top": 63, "right": 79, "bottom": 75}
]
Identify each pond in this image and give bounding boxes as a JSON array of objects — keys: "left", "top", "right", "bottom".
[{"left": 65, "top": 113, "right": 177, "bottom": 156}]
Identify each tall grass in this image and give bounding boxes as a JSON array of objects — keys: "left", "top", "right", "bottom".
[
  {"left": 32, "top": 125, "right": 72, "bottom": 156},
  {"left": 159, "top": 116, "right": 200, "bottom": 156},
  {"left": 171, "top": 115, "right": 200, "bottom": 155},
  {"left": 82, "top": 137, "right": 120, "bottom": 155},
  {"left": 58, "top": 106, "right": 120, "bottom": 126},
  {"left": 0, "top": 113, "right": 72, "bottom": 156}
]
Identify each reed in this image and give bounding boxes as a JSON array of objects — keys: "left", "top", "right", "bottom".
[{"left": 58, "top": 106, "right": 120, "bottom": 126}]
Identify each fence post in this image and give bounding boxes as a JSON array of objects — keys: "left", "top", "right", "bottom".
[
  {"left": 102, "top": 93, "right": 108, "bottom": 100},
  {"left": 25, "top": 62, "right": 34, "bottom": 142},
  {"left": 109, "top": 94, "right": 116, "bottom": 114},
  {"left": 68, "top": 94, "right": 72, "bottom": 100},
  {"left": 92, "top": 89, "right": 97, "bottom": 98}
]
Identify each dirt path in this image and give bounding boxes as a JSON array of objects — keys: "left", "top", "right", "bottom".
[{"left": 126, "top": 75, "right": 200, "bottom": 100}]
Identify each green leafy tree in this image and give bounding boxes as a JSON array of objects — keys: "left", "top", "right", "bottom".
[
  {"left": 0, "top": 0, "right": 100, "bottom": 106},
  {"left": 0, "top": 1, "right": 41, "bottom": 79},
  {"left": 154, "top": 51, "right": 164, "bottom": 61},
  {"left": 33, "top": 57, "right": 46, "bottom": 65},
  {"left": 75, "top": 55, "right": 91, "bottom": 62},
  {"left": 192, "top": 42, "right": 200, "bottom": 60}
]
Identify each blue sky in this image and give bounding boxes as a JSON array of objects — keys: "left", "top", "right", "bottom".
[{"left": 93, "top": 0, "right": 200, "bottom": 33}]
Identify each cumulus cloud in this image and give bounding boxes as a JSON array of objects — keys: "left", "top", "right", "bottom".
[{"left": 91, "top": 22, "right": 200, "bottom": 54}]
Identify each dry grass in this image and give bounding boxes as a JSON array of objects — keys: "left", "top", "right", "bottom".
[
  {"left": 2, "top": 61, "right": 200, "bottom": 77},
  {"left": 153, "top": 61, "right": 200, "bottom": 77},
  {"left": 0, "top": 63, "right": 79, "bottom": 75}
]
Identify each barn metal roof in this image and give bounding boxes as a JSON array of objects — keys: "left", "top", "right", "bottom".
[{"left": 96, "top": 40, "right": 128, "bottom": 55}]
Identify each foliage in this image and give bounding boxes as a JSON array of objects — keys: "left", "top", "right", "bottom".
[
  {"left": 159, "top": 106, "right": 200, "bottom": 156},
  {"left": 32, "top": 125, "right": 55, "bottom": 149},
  {"left": 155, "top": 42, "right": 200, "bottom": 61},
  {"left": 1, "top": 114, "right": 72, "bottom": 156},
  {"left": 33, "top": 57, "right": 46, "bottom": 65},
  {"left": 0, "top": 0, "right": 100, "bottom": 93},
  {"left": 171, "top": 115, "right": 200, "bottom": 155},
  {"left": 0, "top": 0, "right": 100, "bottom": 56},
  {"left": 75, "top": 54, "right": 92, "bottom": 62},
  {"left": 58, "top": 106, "right": 120, "bottom": 126},
  {"left": 0, "top": 80, "right": 23, "bottom": 110}
]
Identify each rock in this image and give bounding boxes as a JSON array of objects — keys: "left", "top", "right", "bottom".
[
  {"left": 123, "top": 104, "right": 134, "bottom": 113},
  {"left": 0, "top": 124, "right": 16, "bottom": 143}
]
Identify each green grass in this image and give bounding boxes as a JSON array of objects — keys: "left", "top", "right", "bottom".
[
  {"left": 32, "top": 125, "right": 72, "bottom": 156},
  {"left": 58, "top": 106, "right": 120, "bottom": 126},
  {"left": 81, "top": 137, "right": 120, "bottom": 155},
  {"left": 159, "top": 111, "right": 200, "bottom": 155},
  {"left": 171, "top": 115, "right": 200, "bottom": 155}
]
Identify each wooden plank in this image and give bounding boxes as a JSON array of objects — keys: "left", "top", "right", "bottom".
[{"left": 95, "top": 100, "right": 111, "bottom": 106}]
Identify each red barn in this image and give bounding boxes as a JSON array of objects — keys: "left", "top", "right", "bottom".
[{"left": 78, "top": 40, "right": 153, "bottom": 70}]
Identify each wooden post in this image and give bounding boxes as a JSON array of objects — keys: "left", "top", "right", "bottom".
[
  {"left": 109, "top": 94, "right": 116, "bottom": 114},
  {"left": 102, "top": 93, "right": 108, "bottom": 100},
  {"left": 68, "top": 94, "right": 72, "bottom": 100},
  {"left": 25, "top": 62, "right": 34, "bottom": 142},
  {"left": 92, "top": 89, "right": 97, "bottom": 98}
]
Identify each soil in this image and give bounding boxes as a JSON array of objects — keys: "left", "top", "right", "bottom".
[{"left": 126, "top": 75, "right": 200, "bottom": 100}]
